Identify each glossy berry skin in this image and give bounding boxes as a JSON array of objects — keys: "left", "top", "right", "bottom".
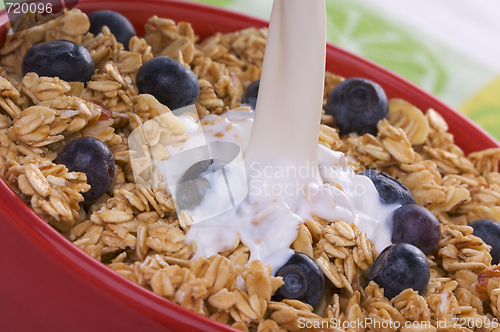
[
  {"left": 22, "top": 40, "right": 94, "bottom": 83},
  {"left": 271, "top": 252, "right": 325, "bottom": 308},
  {"left": 325, "top": 77, "right": 388, "bottom": 136},
  {"left": 368, "top": 243, "right": 430, "bottom": 300},
  {"left": 359, "top": 169, "right": 415, "bottom": 206},
  {"left": 470, "top": 219, "right": 500, "bottom": 264},
  {"left": 88, "top": 10, "right": 136, "bottom": 50},
  {"left": 176, "top": 159, "right": 227, "bottom": 211},
  {"left": 391, "top": 204, "right": 441, "bottom": 255},
  {"left": 136, "top": 57, "right": 200, "bottom": 110},
  {"left": 241, "top": 79, "right": 260, "bottom": 110},
  {"left": 58, "top": 137, "right": 115, "bottom": 204}
]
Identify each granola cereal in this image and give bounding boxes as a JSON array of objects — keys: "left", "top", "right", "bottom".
[{"left": 3, "top": 8, "right": 500, "bottom": 332}]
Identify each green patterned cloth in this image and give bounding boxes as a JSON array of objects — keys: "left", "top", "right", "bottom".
[{"left": 191, "top": 0, "right": 500, "bottom": 141}]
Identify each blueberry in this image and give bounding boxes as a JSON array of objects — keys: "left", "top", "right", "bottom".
[
  {"left": 391, "top": 204, "right": 441, "bottom": 255},
  {"left": 136, "top": 57, "right": 200, "bottom": 110},
  {"left": 22, "top": 40, "right": 94, "bottom": 82},
  {"left": 325, "top": 77, "right": 388, "bottom": 136},
  {"left": 88, "top": 10, "right": 136, "bottom": 50},
  {"left": 241, "top": 79, "right": 259, "bottom": 110},
  {"left": 176, "top": 159, "right": 227, "bottom": 211},
  {"left": 271, "top": 252, "right": 325, "bottom": 307},
  {"left": 359, "top": 169, "right": 415, "bottom": 206},
  {"left": 470, "top": 219, "right": 500, "bottom": 264},
  {"left": 58, "top": 137, "right": 115, "bottom": 204},
  {"left": 368, "top": 243, "right": 430, "bottom": 300}
]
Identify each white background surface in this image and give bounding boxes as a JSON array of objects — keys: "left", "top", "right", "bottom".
[{"left": 362, "top": 0, "right": 500, "bottom": 71}]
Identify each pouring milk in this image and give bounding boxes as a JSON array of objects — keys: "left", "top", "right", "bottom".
[{"left": 131, "top": 0, "right": 400, "bottom": 272}]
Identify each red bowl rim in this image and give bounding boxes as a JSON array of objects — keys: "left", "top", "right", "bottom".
[{"left": 0, "top": 0, "right": 499, "bottom": 330}]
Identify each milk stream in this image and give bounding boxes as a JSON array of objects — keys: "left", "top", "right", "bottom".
[
  {"left": 244, "top": 0, "right": 326, "bottom": 208},
  {"left": 151, "top": 0, "right": 399, "bottom": 274}
]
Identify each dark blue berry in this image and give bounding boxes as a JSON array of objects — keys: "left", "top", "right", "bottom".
[
  {"left": 359, "top": 169, "right": 415, "bottom": 206},
  {"left": 325, "top": 77, "right": 388, "bottom": 136},
  {"left": 241, "top": 79, "right": 259, "bottom": 110},
  {"left": 470, "top": 219, "right": 500, "bottom": 264},
  {"left": 88, "top": 10, "right": 136, "bottom": 50},
  {"left": 136, "top": 57, "right": 200, "bottom": 110},
  {"left": 176, "top": 159, "right": 227, "bottom": 211},
  {"left": 58, "top": 137, "right": 115, "bottom": 204},
  {"left": 271, "top": 252, "right": 325, "bottom": 307},
  {"left": 368, "top": 243, "right": 430, "bottom": 299},
  {"left": 391, "top": 204, "right": 441, "bottom": 255},
  {"left": 22, "top": 40, "right": 94, "bottom": 82}
]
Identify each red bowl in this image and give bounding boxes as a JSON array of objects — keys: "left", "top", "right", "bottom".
[{"left": 0, "top": 1, "right": 498, "bottom": 331}]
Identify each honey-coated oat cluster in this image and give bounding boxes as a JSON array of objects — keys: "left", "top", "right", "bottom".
[{"left": 2, "top": 9, "right": 500, "bottom": 332}]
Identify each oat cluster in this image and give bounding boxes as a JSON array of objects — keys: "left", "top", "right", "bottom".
[{"left": 2, "top": 9, "right": 500, "bottom": 332}]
